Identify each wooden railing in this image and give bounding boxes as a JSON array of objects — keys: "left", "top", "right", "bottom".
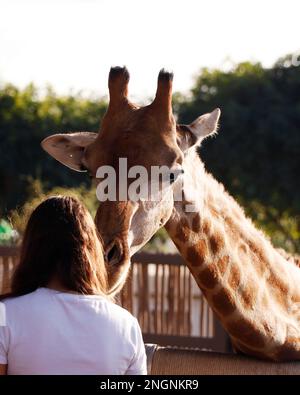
[
  {"left": 0, "top": 246, "right": 19, "bottom": 295},
  {"left": 0, "top": 246, "right": 230, "bottom": 352}
]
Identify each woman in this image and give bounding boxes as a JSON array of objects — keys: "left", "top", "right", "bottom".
[{"left": 0, "top": 196, "right": 147, "bottom": 375}]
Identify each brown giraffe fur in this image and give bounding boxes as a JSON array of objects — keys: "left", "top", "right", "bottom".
[
  {"left": 165, "top": 148, "right": 300, "bottom": 361},
  {"left": 42, "top": 67, "right": 300, "bottom": 361}
]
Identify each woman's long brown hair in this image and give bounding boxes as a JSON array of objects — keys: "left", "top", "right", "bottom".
[{"left": 2, "top": 196, "right": 108, "bottom": 298}]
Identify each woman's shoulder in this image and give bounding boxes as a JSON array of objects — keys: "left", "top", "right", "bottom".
[
  {"left": 93, "top": 296, "right": 137, "bottom": 323},
  {"left": 2, "top": 288, "right": 138, "bottom": 328},
  {"left": 1, "top": 289, "right": 40, "bottom": 310},
  {"left": 0, "top": 290, "right": 41, "bottom": 326}
]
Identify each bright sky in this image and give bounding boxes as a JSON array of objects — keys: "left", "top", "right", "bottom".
[{"left": 1, "top": 0, "right": 299, "bottom": 101}]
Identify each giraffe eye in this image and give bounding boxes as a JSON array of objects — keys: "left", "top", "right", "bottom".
[
  {"left": 80, "top": 164, "right": 88, "bottom": 172},
  {"left": 169, "top": 168, "right": 184, "bottom": 184},
  {"left": 80, "top": 164, "right": 93, "bottom": 178}
]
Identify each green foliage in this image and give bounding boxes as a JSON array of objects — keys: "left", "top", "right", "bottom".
[
  {"left": 0, "top": 84, "right": 107, "bottom": 215},
  {"left": 10, "top": 178, "right": 98, "bottom": 239},
  {"left": 178, "top": 57, "right": 300, "bottom": 253},
  {"left": 0, "top": 218, "right": 17, "bottom": 245}
]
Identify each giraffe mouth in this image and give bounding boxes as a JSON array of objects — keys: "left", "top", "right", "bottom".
[
  {"left": 105, "top": 237, "right": 131, "bottom": 295},
  {"left": 106, "top": 259, "right": 131, "bottom": 296}
]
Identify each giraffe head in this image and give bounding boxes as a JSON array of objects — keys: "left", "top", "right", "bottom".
[{"left": 41, "top": 67, "right": 220, "bottom": 293}]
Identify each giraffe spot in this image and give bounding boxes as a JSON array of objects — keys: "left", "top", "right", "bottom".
[
  {"left": 186, "top": 240, "right": 208, "bottom": 267},
  {"left": 225, "top": 216, "right": 239, "bottom": 234},
  {"left": 230, "top": 225, "right": 268, "bottom": 282},
  {"left": 240, "top": 282, "right": 257, "bottom": 310},
  {"left": 228, "top": 266, "right": 241, "bottom": 289},
  {"left": 274, "top": 337, "right": 300, "bottom": 361},
  {"left": 262, "top": 321, "right": 274, "bottom": 337},
  {"left": 175, "top": 220, "right": 189, "bottom": 243},
  {"left": 237, "top": 244, "right": 251, "bottom": 270},
  {"left": 269, "top": 271, "right": 289, "bottom": 294},
  {"left": 192, "top": 214, "right": 201, "bottom": 233},
  {"left": 225, "top": 219, "right": 242, "bottom": 249},
  {"left": 285, "top": 336, "right": 300, "bottom": 343},
  {"left": 238, "top": 240, "right": 263, "bottom": 278},
  {"left": 198, "top": 267, "right": 218, "bottom": 289},
  {"left": 208, "top": 203, "right": 219, "bottom": 218},
  {"left": 212, "top": 288, "right": 236, "bottom": 316},
  {"left": 226, "top": 318, "right": 265, "bottom": 348},
  {"left": 238, "top": 243, "right": 248, "bottom": 255},
  {"left": 253, "top": 257, "right": 266, "bottom": 277},
  {"left": 247, "top": 240, "right": 267, "bottom": 276},
  {"left": 186, "top": 247, "right": 202, "bottom": 266},
  {"left": 248, "top": 240, "right": 266, "bottom": 260},
  {"left": 291, "top": 294, "right": 300, "bottom": 304},
  {"left": 269, "top": 271, "right": 289, "bottom": 308},
  {"left": 293, "top": 256, "right": 300, "bottom": 268},
  {"left": 217, "top": 255, "right": 230, "bottom": 276},
  {"left": 202, "top": 219, "right": 211, "bottom": 235},
  {"left": 209, "top": 231, "right": 225, "bottom": 255}
]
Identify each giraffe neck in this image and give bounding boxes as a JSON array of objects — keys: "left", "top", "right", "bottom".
[{"left": 165, "top": 148, "right": 300, "bottom": 360}]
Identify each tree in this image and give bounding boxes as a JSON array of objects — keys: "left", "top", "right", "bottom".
[
  {"left": 0, "top": 84, "right": 107, "bottom": 214},
  {"left": 177, "top": 59, "right": 300, "bottom": 253}
]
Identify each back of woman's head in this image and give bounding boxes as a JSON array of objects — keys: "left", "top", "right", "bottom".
[{"left": 12, "top": 195, "right": 108, "bottom": 296}]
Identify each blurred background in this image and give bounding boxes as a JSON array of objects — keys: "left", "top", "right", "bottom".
[
  {"left": 1, "top": 0, "right": 300, "bottom": 351},
  {"left": 0, "top": 0, "right": 300, "bottom": 255}
]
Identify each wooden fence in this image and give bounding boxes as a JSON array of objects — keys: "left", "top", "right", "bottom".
[
  {"left": 0, "top": 246, "right": 231, "bottom": 352},
  {"left": 0, "top": 246, "right": 17, "bottom": 295}
]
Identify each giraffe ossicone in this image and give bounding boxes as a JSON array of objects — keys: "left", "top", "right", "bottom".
[{"left": 41, "top": 66, "right": 300, "bottom": 361}]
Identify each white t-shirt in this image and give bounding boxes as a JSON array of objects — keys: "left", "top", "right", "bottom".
[{"left": 0, "top": 288, "right": 147, "bottom": 375}]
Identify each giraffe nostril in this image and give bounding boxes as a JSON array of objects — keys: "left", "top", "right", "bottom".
[
  {"left": 105, "top": 240, "right": 123, "bottom": 266},
  {"left": 107, "top": 245, "right": 118, "bottom": 262}
]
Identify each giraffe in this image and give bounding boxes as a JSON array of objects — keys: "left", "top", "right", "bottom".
[{"left": 41, "top": 67, "right": 300, "bottom": 361}]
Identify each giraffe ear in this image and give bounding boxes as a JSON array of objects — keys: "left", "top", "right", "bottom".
[
  {"left": 176, "top": 108, "right": 221, "bottom": 151},
  {"left": 41, "top": 132, "right": 97, "bottom": 171}
]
